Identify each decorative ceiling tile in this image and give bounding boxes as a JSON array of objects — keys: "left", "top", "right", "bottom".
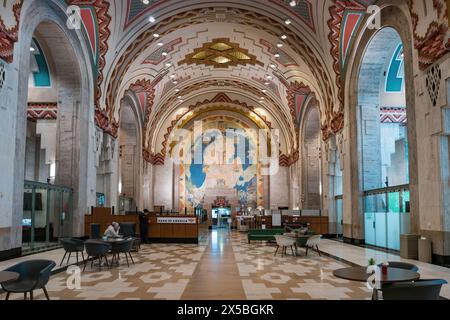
[
  {"left": 0, "top": 0, "right": 23, "bottom": 63},
  {"left": 27, "top": 102, "right": 58, "bottom": 121},
  {"left": 252, "top": 77, "right": 280, "bottom": 98},
  {"left": 125, "top": 0, "right": 165, "bottom": 29},
  {"left": 271, "top": 0, "right": 315, "bottom": 31},
  {"left": 178, "top": 38, "right": 264, "bottom": 69},
  {"left": 260, "top": 39, "right": 298, "bottom": 67},
  {"left": 142, "top": 37, "right": 182, "bottom": 65},
  {"left": 161, "top": 76, "right": 191, "bottom": 96},
  {"left": 380, "top": 107, "right": 407, "bottom": 124},
  {"left": 339, "top": 10, "right": 365, "bottom": 72}
]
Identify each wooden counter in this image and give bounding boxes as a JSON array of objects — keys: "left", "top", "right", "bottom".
[
  {"left": 85, "top": 207, "right": 139, "bottom": 237},
  {"left": 148, "top": 215, "right": 199, "bottom": 244}
]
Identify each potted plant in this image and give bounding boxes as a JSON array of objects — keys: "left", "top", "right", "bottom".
[{"left": 368, "top": 258, "right": 376, "bottom": 266}]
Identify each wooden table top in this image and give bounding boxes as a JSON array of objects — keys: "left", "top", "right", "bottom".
[
  {"left": 333, "top": 266, "right": 420, "bottom": 284},
  {"left": 0, "top": 271, "right": 19, "bottom": 284}
]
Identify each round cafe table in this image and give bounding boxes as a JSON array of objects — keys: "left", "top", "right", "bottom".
[
  {"left": 0, "top": 271, "right": 19, "bottom": 286},
  {"left": 333, "top": 266, "right": 420, "bottom": 300}
]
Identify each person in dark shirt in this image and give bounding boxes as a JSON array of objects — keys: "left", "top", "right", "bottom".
[{"left": 139, "top": 209, "right": 150, "bottom": 244}]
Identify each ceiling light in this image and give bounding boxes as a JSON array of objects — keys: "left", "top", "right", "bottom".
[
  {"left": 175, "top": 89, "right": 180, "bottom": 92},
  {"left": 178, "top": 96, "right": 183, "bottom": 99},
  {"left": 30, "top": 47, "right": 35, "bottom": 52},
  {"left": 281, "top": 35, "right": 287, "bottom": 40},
  {"left": 262, "top": 89, "right": 267, "bottom": 93},
  {"left": 285, "top": 19, "right": 291, "bottom": 25},
  {"left": 170, "top": 74, "right": 176, "bottom": 79},
  {"left": 165, "top": 62, "right": 172, "bottom": 67},
  {"left": 274, "top": 53, "right": 280, "bottom": 58},
  {"left": 162, "top": 51, "right": 168, "bottom": 56},
  {"left": 179, "top": 99, "right": 184, "bottom": 103},
  {"left": 266, "top": 75, "right": 272, "bottom": 80},
  {"left": 157, "top": 42, "right": 164, "bottom": 46},
  {"left": 289, "top": 0, "right": 297, "bottom": 7},
  {"left": 172, "top": 81, "right": 178, "bottom": 84},
  {"left": 265, "top": 81, "right": 270, "bottom": 85},
  {"left": 148, "top": 16, "right": 156, "bottom": 23},
  {"left": 277, "top": 43, "right": 283, "bottom": 48},
  {"left": 270, "top": 63, "right": 277, "bottom": 69},
  {"left": 260, "top": 97, "right": 265, "bottom": 100},
  {"left": 153, "top": 33, "right": 160, "bottom": 38},
  {"left": 142, "top": 0, "right": 150, "bottom": 4}
]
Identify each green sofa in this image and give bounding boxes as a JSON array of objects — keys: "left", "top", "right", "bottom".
[{"left": 248, "top": 228, "right": 284, "bottom": 243}]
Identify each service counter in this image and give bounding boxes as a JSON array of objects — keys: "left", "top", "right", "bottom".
[{"left": 148, "top": 215, "right": 199, "bottom": 244}]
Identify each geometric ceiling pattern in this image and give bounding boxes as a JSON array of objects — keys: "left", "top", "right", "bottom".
[
  {"left": 143, "top": 38, "right": 182, "bottom": 65},
  {"left": 339, "top": 10, "right": 365, "bottom": 73},
  {"left": 124, "top": 0, "right": 165, "bottom": 29},
  {"left": 260, "top": 39, "right": 298, "bottom": 67},
  {"left": 274, "top": 0, "right": 315, "bottom": 31},
  {"left": 178, "top": 38, "right": 264, "bottom": 69}
]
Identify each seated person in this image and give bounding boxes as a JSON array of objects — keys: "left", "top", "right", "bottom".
[{"left": 104, "top": 222, "right": 121, "bottom": 238}]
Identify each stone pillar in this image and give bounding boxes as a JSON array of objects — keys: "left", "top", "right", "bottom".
[
  {"left": 269, "top": 166, "right": 289, "bottom": 210},
  {"left": 153, "top": 158, "right": 174, "bottom": 211},
  {"left": 142, "top": 161, "right": 154, "bottom": 210}
]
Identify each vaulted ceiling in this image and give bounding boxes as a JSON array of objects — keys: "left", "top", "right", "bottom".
[
  {"left": 102, "top": 0, "right": 348, "bottom": 161},
  {"left": 3, "top": 0, "right": 448, "bottom": 164}
]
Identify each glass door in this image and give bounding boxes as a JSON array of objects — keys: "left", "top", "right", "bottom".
[
  {"left": 23, "top": 181, "right": 73, "bottom": 253},
  {"left": 364, "top": 185, "right": 410, "bottom": 251}
]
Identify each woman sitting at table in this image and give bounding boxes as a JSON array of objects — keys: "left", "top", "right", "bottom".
[{"left": 104, "top": 222, "right": 120, "bottom": 238}]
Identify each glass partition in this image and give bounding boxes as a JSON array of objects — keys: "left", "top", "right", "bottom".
[
  {"left": 23, "top": 180, "right": 73, "bottom": 252},
  {"left": 335, "top": 196, "right": 343, "bottom": 238},
  {"left": 363, "top": 185, "right": 410, "bottom": 251}
]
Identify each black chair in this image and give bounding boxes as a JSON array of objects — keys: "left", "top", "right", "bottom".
[
  {"left": 119, "top": 222, "right": 141, "bottom": 251},
  {"left": 2, "top": 260, "right": 56, "bottom": 300},
  {"left": 377, "top": 261, "right": 419, "bottom": 272},
  {"left": 90, "top": 223, "right": 101, "bottom": 239},
  {"left": 119, "top": 223, "right": 137, "bottom": 237},
  {"left": 111, "top": 238, "right": 135, "bottom": 267},
  {"left": 59, "top": 238, "right": 85, "bottom": 266},
  {"left": 381, "top": 279, "right": 447, "bottom": 300},
  {"left": 83, "top": 240, "right": 111, "bottom": 272}
]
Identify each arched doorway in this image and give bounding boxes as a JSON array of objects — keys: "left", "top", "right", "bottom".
[
  {"left": 13, "top": 0, "right": 95, "bottom": 253},
  {"left": 22, "top": 21, "right": 84, "bottom": 251},
  {"left": 357, "top": 27, "right": 410, "bottom": 250},
  {"left": 300, "top": 105, "right": 321, "bottom": 210}
]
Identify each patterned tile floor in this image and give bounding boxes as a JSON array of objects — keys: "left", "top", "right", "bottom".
[
  {"left": 0, "top": 230, "right": 373, "bottom": 300},
  {"left": 230, "top": 232, "right": 372, "bottom": 300}
]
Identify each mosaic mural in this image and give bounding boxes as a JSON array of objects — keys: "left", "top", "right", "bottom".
[{"left": 178, "top": 119, "right": 262, "bottom": 211}]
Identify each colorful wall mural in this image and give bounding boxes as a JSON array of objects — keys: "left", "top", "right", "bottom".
[{"left": 178, "top": 118, "right": 263, "bottom": 212}]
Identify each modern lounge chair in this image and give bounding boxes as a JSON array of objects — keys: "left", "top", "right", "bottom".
[
  {"left": 110, "top": 238, "right": 135, "bottom": 267},
  {"left": 274, "top": 235, "right": 296, "bottom": 257},
  {"left": 59, "top": 238, "right": 85, "bottom": 266},
  {"left": 381, "top": 279, "right": 447, "bottom": 300},
  {"left": 305, "top": 235, "right": 322, "bottom": 256},
  {"left": 83, "top": 240, "right": 111, "bottom": 272},
  {"left": 2, "top": 260, "right": 56, "bottom": 300}
]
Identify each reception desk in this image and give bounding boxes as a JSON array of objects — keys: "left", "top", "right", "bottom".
[{"left": 148, "top": 215, "right": 199, "bottom": 244}]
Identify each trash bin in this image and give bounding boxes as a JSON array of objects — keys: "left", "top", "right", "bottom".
[
  {"left": 418, "top": 237, "right": 432, "bottom": 263},
  {"left": 400, "top": 234, "right": 420, "bottom": 259}
]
